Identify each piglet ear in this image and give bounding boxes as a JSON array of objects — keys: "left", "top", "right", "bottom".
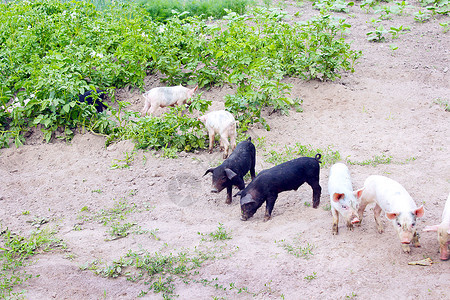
[
  {"left": 354, "top": 188, "right": 364, "bottom": 199},
  {"left": 414, "top": 205, "right": 425, "bottom": 218},
  {"left": 385, "top": 212, "right": 398, "bottom": 220},
  {"left": 423, "top": 225, "right": 439, "bottom": 232},
  {"left": 225, "top": 168, "right": 237, "bottom": 180},
  {"left": 332, "top": 193, "right": 345, "bottom": 202},
  {"left": 203, "top": 168, "right": 215, "bottom": 177},
  {"left": 240, "top": 194, "right": 256, "bottom": 206}
]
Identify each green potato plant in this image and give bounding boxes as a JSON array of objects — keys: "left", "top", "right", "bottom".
[{"left": 0, "top": 0, "right": 361, "bottom": 153}]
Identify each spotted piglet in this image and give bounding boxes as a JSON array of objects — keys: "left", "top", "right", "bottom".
[{"left": 141, "top": 85, "right": 198, "bottom": 116}]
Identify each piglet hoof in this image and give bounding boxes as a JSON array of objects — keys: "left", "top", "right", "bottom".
[
  {"left": 401, "top": 244, "right": 411, "bottom": 253},
  {"left": 263, "top": 215, "right": 272, "bottom": 222},
  {"left": 413, "top": 242, "right": 421, "bottom": 248},
  {"left": 223, "top": 153, "right": 228, "bottom": 159},
  {"left": 332, "top": 224, "right": 339, "bottom": 235},
  {"left": 377, "top": 226, "right": 384, "bottom": 234},
  {"left": 347, "top": 224, "right": 354, "bottom": 231},
  {"left": 208, "top": 150, "right": 213, "bottom": 154},
  {"left": 225, "top": 199, "right": 232, "bottom": 205}
]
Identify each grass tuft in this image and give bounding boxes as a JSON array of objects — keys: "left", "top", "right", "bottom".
[{"left": 0, "top": 226, "right": 64, "bottom": 298}]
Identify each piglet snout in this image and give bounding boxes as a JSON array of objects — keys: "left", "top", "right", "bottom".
[{"left": 351, "top": 217, "right": 360, "bottom": 224}]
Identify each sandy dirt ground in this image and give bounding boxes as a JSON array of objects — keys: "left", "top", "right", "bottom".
[{"left": 1, "top": 1, "right": 449, "bottom": 299}]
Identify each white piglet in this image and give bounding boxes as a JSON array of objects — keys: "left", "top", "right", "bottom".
[
  {"left": 328, "top": 163, "right": 360, "bottom": 235},
  {"left": 356, "top": 175, "right": 424, "bottom": 253},
  {"left": 423, "top": 193, "right": 450, "bottom": 260},
  {"left": 141, "top": 85, "right": 198, "bottom": 116},
  {"left": 198, "top": 110, "right": 237, "bottom": 159}
]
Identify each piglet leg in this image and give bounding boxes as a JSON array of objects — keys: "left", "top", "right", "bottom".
[
  {"left": 374, "top": 204, "right": 384, "bottom": 233},
  {"left": 226, "top": 186, "right": 232, "bottom": 205},
  {"left": 264, "top": 194, "right": 278, "bottom": 222},
  {"left": 309, "top": 180, "right": 321, "bottom": 209},
  {"left": 332, "top": 207, "right": 339, "bottom": 235},
  {"left": 208, "top": 131, "right": 215, "bottom": 154},
  {"left": 411, "top": 231, "right": 421, "bottom": 248}
]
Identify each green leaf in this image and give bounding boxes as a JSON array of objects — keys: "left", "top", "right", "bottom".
[{"left": 62, "top": 104, "right": 70, "bottom": 113}]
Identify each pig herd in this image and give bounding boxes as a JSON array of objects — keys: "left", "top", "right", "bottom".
[
  {"left": 204, "top": 137, "right": 449, "bottom": 260},
  {"left": 3, "top": 84, "right": 447, "bottom": 259},
  {"left": 76, "top": 85, "right": 449, "bottom": 260}
]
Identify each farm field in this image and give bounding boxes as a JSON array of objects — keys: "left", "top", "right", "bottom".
[{"left": 1, "top": 0, "right": 449, "bottom": 299}]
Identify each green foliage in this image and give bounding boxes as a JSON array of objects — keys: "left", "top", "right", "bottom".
[
  {"left": 345, "top": 291, "right": 358, "bottom": 299},
  {"left": 196, "top": 277, "right": 253, "bottom": 296},
  {"left": 78, "top": 197, "right": 159, "bottom": 241},
  {"left": 366, "top": 20, "right": 409, "bottom": 42},
  {"left": 393, "top": 1, "right": 413, "bottom": 15},
  {"left": 414, "top": 9, "right": 432, "bottom": 22},
  {"left": 360, "top": 0, "right": 449, "bottom": 25},
  {"left": 275, "top": 235, "right": 314, "bottom": 259},
  {"left": 360, "top": 0, "right": 381, "bottom": 12},
  {"left": 110, "top": 151, "right": 135, "bottom": 169},
  {"left": 290, "top": 11, "right": 361, "bottom": 80},
  {"left": 366, "top": 23, "right": 388, "bottom": 41},
  {"left": 347, "top": 153, "right": 392, "bottom": 166},
  {"left": 419, "top": 0, "right": 450, "bottom": 15},
  {"left": 361, "top": 0, "right": 412, "bottom": 15},
  {"left": 106, "top": 222, "right": 153, "bottom": 240},
  {"left": 0, "top": 227, "right": 63, "bottom": 298},
  {"left": 313, "top": 0, "right": 355, "bottom": 13},
  {"left": 434, "top": 98, "right": 450, "bottom": 111},
  {"left": 86, "top": 243, "right": 236, "bottom": 299},
  {"left": 264, "top": 143, "right": 342, "bottom": 167},
  {"left": 439, "top": 22, "right": 449, "bottom": 32},
  {"left": 137, "top": 0, "right": 251, "bottom": 21},
  {"left": 0, "top": 0, "right": 360, "bottom": 150},
  {"left": 198, "top": 223, "right": 232, "bottom": 241},
  {"left": 389, "top": 25, "right": 410, "bottom": 39},
  {"left": 78, "top": 198, "right": 138, "bottom": 225},
  {"left": 304, "top": 272, "right": 317, "bottom": 281},
  {"left": 373, "top": 4, "right": 399, "bottom": 19},
  {"left": 116, "top": 105, "right": 209, "bottom": 152},
  {"left": 322, "top": 203, "right": 332, "bottom": 211},
  {"left": 0, "top": 0, "right": 152, "bottom": 146}
]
